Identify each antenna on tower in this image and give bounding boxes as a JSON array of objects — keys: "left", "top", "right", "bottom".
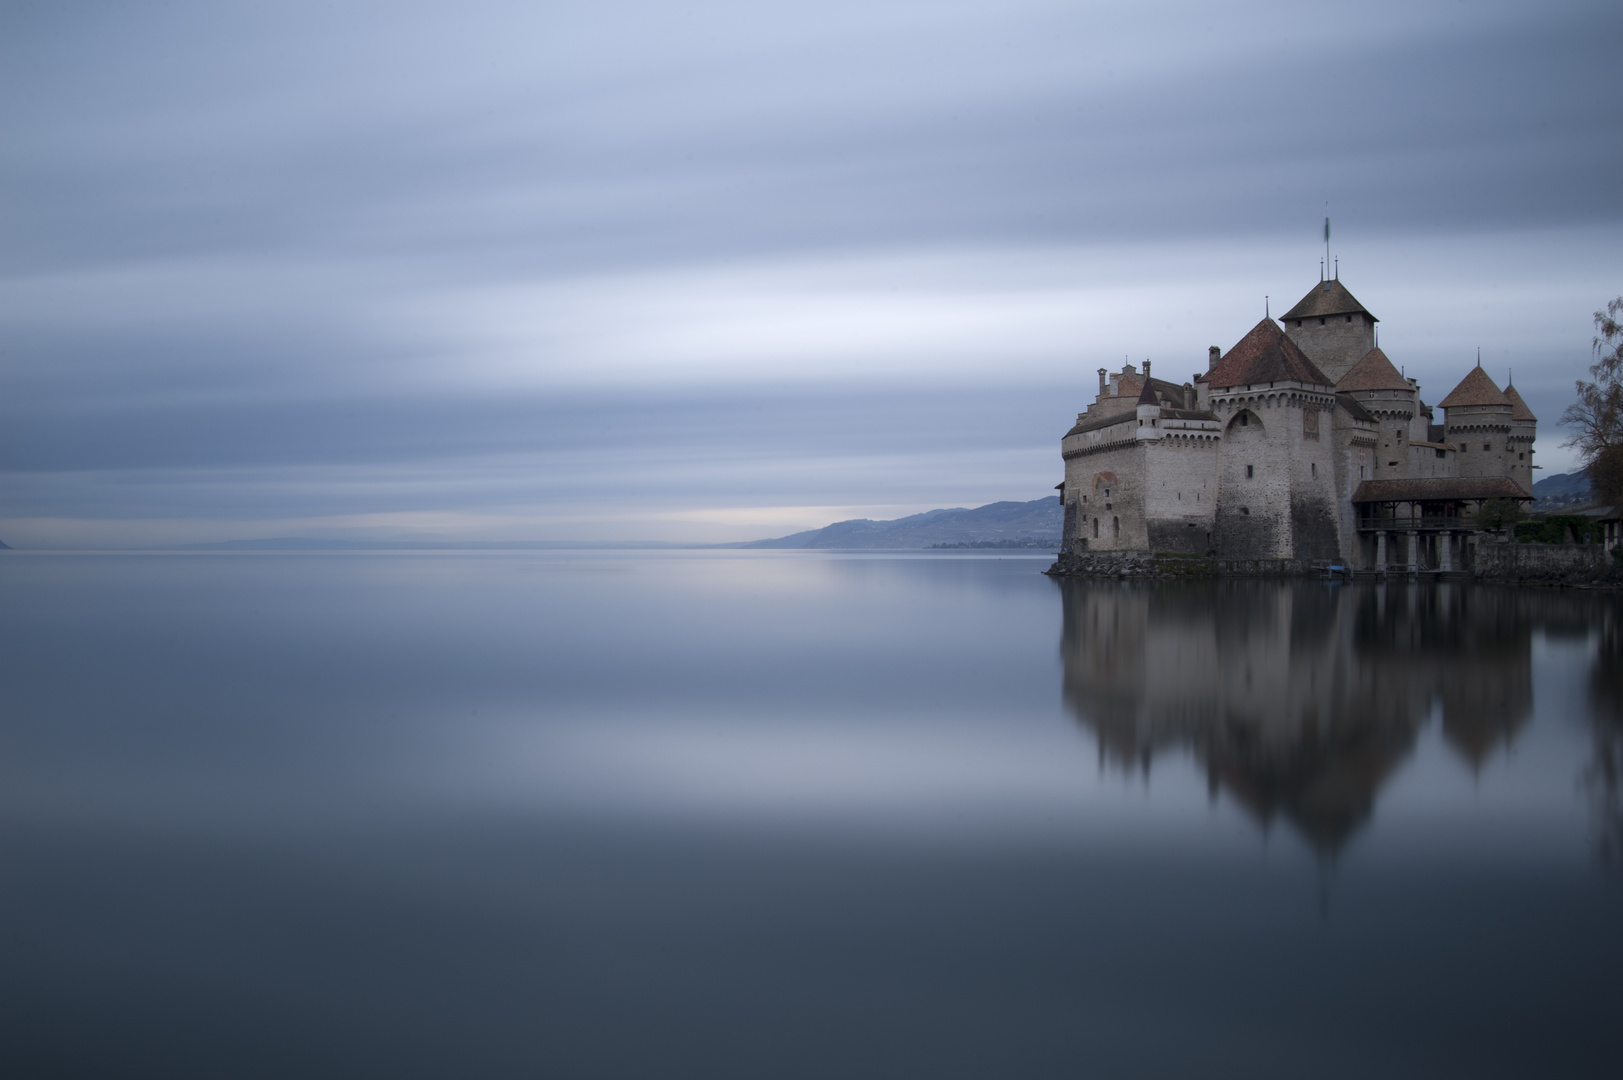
[
  {"left": 1320, "top": 258, "right": 1324, "bottom": 282},
  {"left": 1334, "top": 257, "right": 1338, "bottom": 281},
  {"left": 1477, "top": 347, "right": 1481, "bottom": 368},
  {"left": 1265, "top": 295, "right": 1270, "bottom": 319}
]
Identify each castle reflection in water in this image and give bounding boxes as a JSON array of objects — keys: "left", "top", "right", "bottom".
[{"left": 1056, "top": 579, "right": 1623, "bottom": 855}]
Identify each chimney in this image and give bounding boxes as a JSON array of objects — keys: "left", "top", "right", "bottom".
[
  {"left": 1097, "top": 368, "right": 1107, "bottom": 395},
  {"left": 1108, "top": 372, "right": 1120, "bottom": 396},
  {"left": 1183, "top": 382, "right": 1194, "bottom": 410},
  {"left": 1208, "top": 346, "right": 1221, "bottom": 371},
  {"left": 1123, "top": 362, "right": 1137, "bottom": 378},
  {"left": 1143, "top": 360, "right": 1152, "bottom": 380}
]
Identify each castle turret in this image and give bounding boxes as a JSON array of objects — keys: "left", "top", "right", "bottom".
[
  {"left": 1335, "top": 347, "right": 1418, "bottom": 480},
  {"left": 1501, "top": 382, "right": 1538, "bottom": 493},
  {"left": 1438, "top": 366, "right": 1520, "bottom": 486},
  {"left": 1135, "top": 377, "right": 1162, "bottom": 436},
  {"left": 1280, "top": 278, "right": 1378, "bottom": 384}
]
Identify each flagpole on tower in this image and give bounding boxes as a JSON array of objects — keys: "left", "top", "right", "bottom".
[{"left": 1323, "top": 215, "right": 1331, "bottom": 287}]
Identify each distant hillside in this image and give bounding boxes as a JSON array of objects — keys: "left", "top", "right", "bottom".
[
  {"left": 742, "top": 497, "right": 1062, "bottom": 549},
  {"left": 173, "top": 538, "right": 693, "bottom": 551},
  {"left": 1532, "top": 469, "right": 1592, "bottom": 512}
]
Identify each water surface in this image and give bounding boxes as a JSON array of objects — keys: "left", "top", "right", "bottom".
[{"left": 1, "top": 551, "right": 1618, "bottom": 1077}]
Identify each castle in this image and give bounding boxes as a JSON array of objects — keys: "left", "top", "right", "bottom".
[{"left": 1057, "top": 273, "right": 1536, "bottom": 571}]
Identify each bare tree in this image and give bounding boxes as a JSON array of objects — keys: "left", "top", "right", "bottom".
[{"left": 1563, "top": 298, "right": 1623, "bottom": 504}]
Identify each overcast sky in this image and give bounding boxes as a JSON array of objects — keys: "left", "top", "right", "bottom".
[{"left": 3, "top": 0, "right": 1619, "bottom": 546}]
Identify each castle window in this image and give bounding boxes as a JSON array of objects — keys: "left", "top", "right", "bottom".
[
  {"left": 1346, "top": 315, "right": 1352, "bottom": 323},
  {"left": 1092, "top": 518, "right": 1098, "bottom": 539},
  {"left": 1112, "top": 517, "right": 1119, "bottom": 539},
  {"left": 1436, "top": 449, "right": 1446, "bottom": 459},
  {"left": 1360, "top": 466, "right": 1366, "bottom": 479},
  {"left": 1241, "top": 507, "right": 1250, "bottom": 515},
  {"left": 1240, "top": 414, "right": 1248, "bottom": 426},
  {"left": 1518, "top": 453, "right": 1524, "bottom": 460},
  {"left": 1246, "top": 465, "right": 1254, "bottom": 478},
  {"left": 1311, "top": 463, "right": 1316, "bottom": 477},
  {"left": 1483, "top": 443, "right": 1491, "bottom": 452},
  {"left": 1318, "top": 317, "right": 1326, "bottom": 326},
  {"left": 1460, "top": 443, "right": 1468, "bottom": 452}
]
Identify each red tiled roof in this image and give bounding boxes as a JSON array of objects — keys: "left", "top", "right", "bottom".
[
  {"left": 1502, "top": 384, "right": 1537, "bottom": 422},
  {"left": 1351, "top": 477, "right": 1531, "bottom": 503},
  {"left": 1281, "top": 278, "right": 1377, "bottom": 322},
  {"left": 1335, "top": 347, "right": 1410, "bottom": 392},
  {"left": 1204, "top": 318, "right": 1333, "bottom": 389},
  {"left": 1437, "top": 366, "right": 1511, "bottom": 409}
]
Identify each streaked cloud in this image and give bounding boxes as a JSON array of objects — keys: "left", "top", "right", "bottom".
[{"left": 2, "top": 0, "right": 1619, "bottom": 545}]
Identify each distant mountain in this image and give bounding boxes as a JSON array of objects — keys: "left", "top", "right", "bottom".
[
  {"left": 1532, "top": 469, "right": 1593, "bottom": 511},
  {"left": 1533, "top": 469, "right": 1590, "bottom": 498},
  {"left": 0, "top": 538, "right": 10, "bottom": 550},
  {"left": 172, "top": 538, "right": 697, "bottom": 551},
  {"left": 741, "top": 497, "right": 1062, "bottom": 549}
]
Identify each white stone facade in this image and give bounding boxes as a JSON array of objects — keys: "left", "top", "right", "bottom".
[{"left": 1058, "top": 276, "right": 1536, "bottom": 570}]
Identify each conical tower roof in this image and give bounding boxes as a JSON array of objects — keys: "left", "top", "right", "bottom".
[
  {"left": 1437, "top": 365, "right": 1511, "bottom": 409},
  {"left": 1335, "top": 347, "right": 1410, "bottom": 393},
  {"left": 1502, "top": 383, "right": 1537, "bottom": 422},
  {"left": 1281, "top": 278, "right": 1377, "bottom": 323},
  {"left": 1204, "top": 318, "right": 1333, "bottom": 389},
  {"left": 1136, "top": 379, "right": 1159, "bottom": 406}
]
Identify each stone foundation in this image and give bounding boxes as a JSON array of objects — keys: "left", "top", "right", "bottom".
[
  {"left": 1045, "top": 552, "right": 1319, "bottom": 578},
  {"left": 1474, "top": 541, "right": 1619, "bottom": 584}
]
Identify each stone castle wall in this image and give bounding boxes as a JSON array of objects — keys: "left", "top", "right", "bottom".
[
  {"left": 1445, "top": 403, "right": 1516, "bottom": 479},
  {"left": 1208, "top": 391, "right": 1339, "bottom": 562},
  {"left": 1475, "top": 540, "right": 1614, "bottom": 583},
  {"left": 1063, "top": 428, "right": 1145, "bottom": 552},
  {"left": 1509, "top": 418, "right": 1536, "bottom": 492},
  {"left": 1142, "top": 437, "right": 1217, "bottom": 554},
  {"left": 1283, "top": 314, "right": 1375, "bottom": 383}
]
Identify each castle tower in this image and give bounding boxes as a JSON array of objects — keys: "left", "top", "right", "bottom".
[
  {"left": 1438, "top": 366, "right": 1519, "bottom": 485},
  {"left": 1202, "top": 319, "right": 1341, "bottom": 562},
  {"left": 1501, "top": 383, "right": 1538, "bottom": 493},
  {"left": 1334, "top": 347, "right": 1424, "bottom": 479},
  {"left": 1279, "top": 278, "right": 1378, "bottom": 384}
]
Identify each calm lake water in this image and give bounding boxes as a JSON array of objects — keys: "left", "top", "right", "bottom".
[{"left": 2, "top": 551, "right": 1619, "bottom": 1077}]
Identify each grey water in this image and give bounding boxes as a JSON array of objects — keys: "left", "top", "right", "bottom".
[{"left": 1, "top": 551, "right": 1619, "bottom": 1078}]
